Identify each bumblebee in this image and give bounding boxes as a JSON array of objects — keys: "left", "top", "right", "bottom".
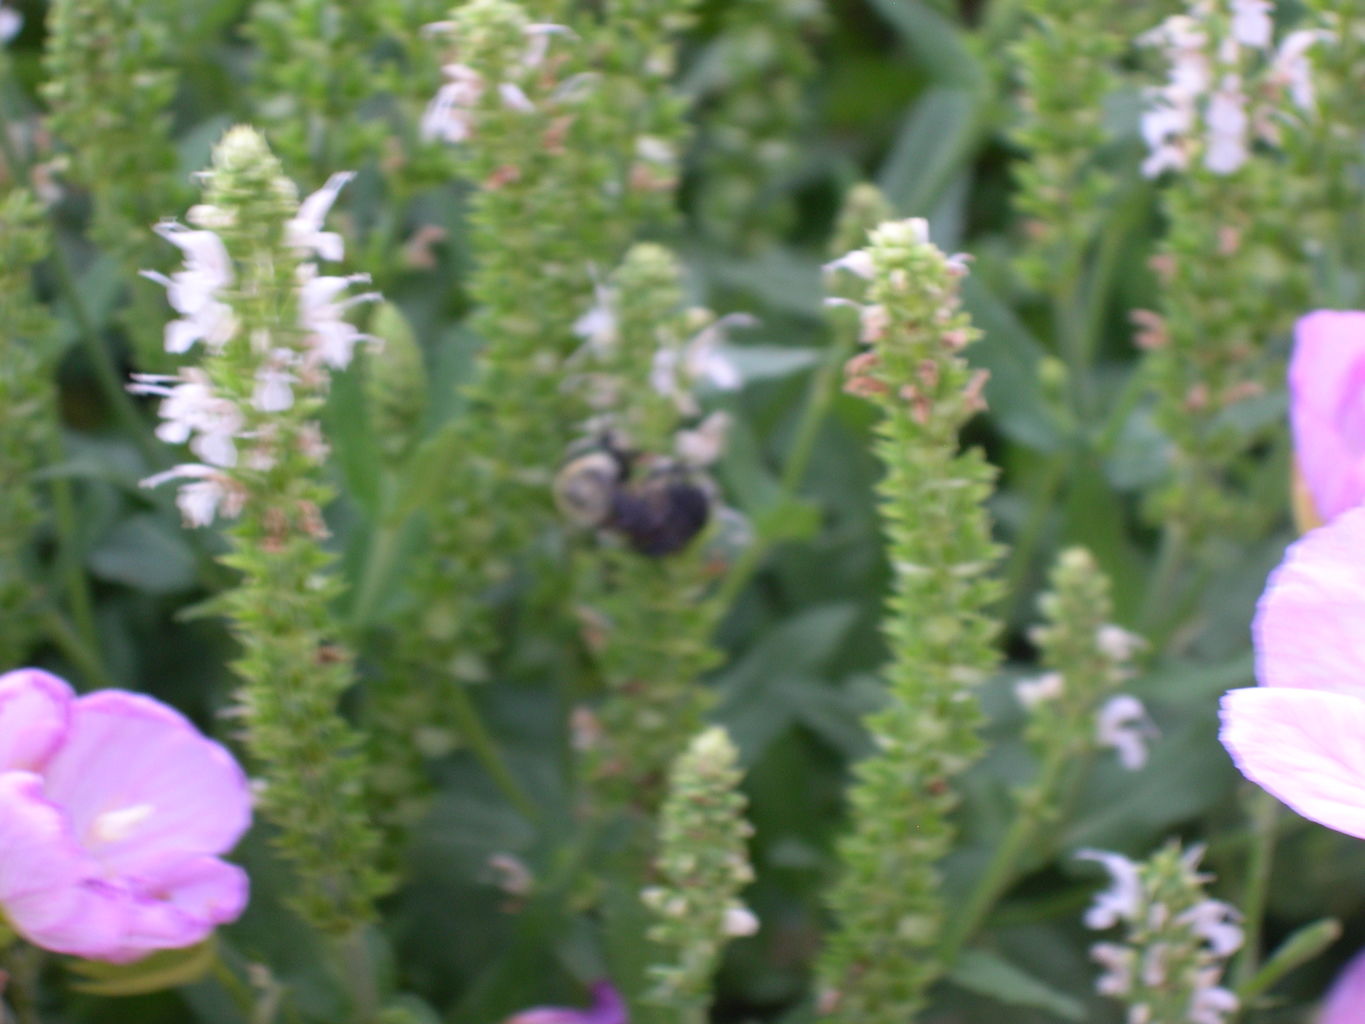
[{"left": 554, "top": 441, "right": 711, "bottom": 557}]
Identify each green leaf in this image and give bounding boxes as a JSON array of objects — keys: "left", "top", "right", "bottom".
[
  {"left": 1237, "top": 918, "right": 1341, "bottom": 1002},
  {"left": 722, "top": 344, "right": 823, "bottom": 383},
  {"left": 88, "top": 513, "right": 198, "bottom": 594},
  {"left": 67, "top": 938, "right": 217, "bottom": 996},
  {"left": 878, "top": 87, "right": 983, "bottom": 216},
  {"left": 863, "top": 0, "right": 985, "bottom": 89},
  {"left": 947, "top": 949, "right": 1085, "bottom": 1021}
]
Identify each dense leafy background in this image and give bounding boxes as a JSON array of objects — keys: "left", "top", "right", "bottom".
[{"left": 2, "top": 0, "right": 1353, "bottom": 1021}]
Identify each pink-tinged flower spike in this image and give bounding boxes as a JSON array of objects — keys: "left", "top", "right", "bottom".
[
  {"left": 1289, "top": 311, "right": 1365, "bottom": 523},
  {"left": 503, "top": 982, "right": 627, "bottom": 1024},
  {"left": 1220, "top": 505, "right": 1365, "bottom": 838},
  {"left": 1322, "top": 948, "right": 1365, "bottom": 1024},
  {"left": 0, "top": 668, "right": 251, "bottom": 961}
]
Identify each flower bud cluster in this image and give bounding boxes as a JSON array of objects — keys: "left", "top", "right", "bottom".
[
  {"left": 816, "top": 218, "right": 1001, "bottom": 1023},
  {"left": 1079, "top": 843, "right": 1243, "bottom": 1024},
  {"left": 1019, "top": 549, "right": 1154, "bottom": 773},
  {"left": 139, "top": 126, "right": 387, "bottom": 933},
  {"left": 643, "top": 727, "right": 757, "bottom": 1016}
]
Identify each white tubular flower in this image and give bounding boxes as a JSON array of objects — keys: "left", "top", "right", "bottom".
[
  {"left": 1092, "top": 943, "right": 1136, "bottom": 997},
  {"left": 143, "top": 222, "right": 236, "bottom": 354},
  {"left": 572, "top": 279, "right": 618, "bottom": 354},
  {"left": 498, "top": 82, "right": 536, "bottom": 113},
  {"left": 1204, "top": 75, "right": 1250, "bottom": 173},
  {"left": 252, "top": 361, "right": 297, "bottom": 413},
  {"left": 1178, "top": 899, "right": 1244, "bottom": 957},
  {"left": 141, "top": 464, "right": 246, "bottom": 528},
  {"left": 129, "top": 369, "right": 244, "bottom": 468},
  {"left": 287, "top": 171, "right": 353, "bottom": 261},
  {"left": 1096, "top": 624, "right": 1146, "bottom": 662},
  {"left": 822, "top": 248, "right": 875, "bottom": 281},
  {"left": 522, "top": 22, "right": 573, "bottom": 69},
  {"left": 675, "top": 411, "right": 732, "bottom": 467},
  {"left": 1077, "top": 849, "right": 1144, "bottom": 929},
  {"left": 723, "top": 905, "right": 760, "bottom": 937},
  {"left": 296, "top": 265, "right": 381, "bottom": 371},
  {"left": 1096, "top": 694, "right": 1158, "bottom": 771},
  {"left": 0, "top": 5, "right": 21, "bottom": 42},
  {"left": 421, "top": 63, "right": 485, "bottom": 143},
  {"left": 651, "top": 313, "right": 753, "bottom": 415},
  {"left": 1229, "top": 0, "right": 1272, "bottom": 48},
  {"left": 1188, "top": 971, "right": 1239, "bottom": 1023},
  {"left": 1014, "top": 671, "right": 1065, "bottom": 709},
  {"left": 1268, "top": 29, "right": 1325, "bottom": 110}
]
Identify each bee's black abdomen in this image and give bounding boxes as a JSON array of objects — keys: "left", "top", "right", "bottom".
[{"left": 609, "top": 479, "right": 711, "bottom": 556}]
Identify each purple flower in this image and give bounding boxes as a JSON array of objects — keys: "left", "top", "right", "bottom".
[
  {"left": 0, "top": 668, "right": 251, "bottom": 962},
  {"left": 1289, "top": 310, "right": 1365, "bottom": 524},
  {"left": 503, "top": 981, "right": 626, "bottom": 1024},
  {"left": 1322, "top": 948, "right": 1365, "bottom": 1024},
  {"left": 1220, "top": 506, "right": 1365, "bottom": 839}
]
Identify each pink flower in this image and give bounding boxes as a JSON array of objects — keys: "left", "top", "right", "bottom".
[
  {"left": 1288, "top": 311, "right": 1365, "bottom": 523},
  {"left": 0, "top": 668, "right": 251, "bottom": 961},
  {"left": 503, "top": 982, "right": 626, "bottom": 1024},
  {"left": 1322, "top": 948, "right": 1365, "bottom": 1024},
  {"left": 1220, "top": 506, "right": 1365, "bottom": 839}
]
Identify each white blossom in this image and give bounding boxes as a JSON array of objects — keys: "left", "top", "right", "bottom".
[
  {"left": 1096, "top": 624, "right": 1146, "bottom": 661},
  {"left": 1229, "top": 0, "right": 1272, "bottom": 49},
  {"left": 1092, "top": 942, "right": 1136, "bottom": 996},
  {"left": 141, "top": 464, "right": 245, "bottom": 528},
  {"left": 421, "top": 63, "right": 485, "bottom": 143},
  {"left": 1178, "top": 899, "right": 1244, "bottom": 957},
  {"left": 723, "top": 905, "right": 760, "bottom": 937},
  {"left": 1204, "top": 75, "right": 1250, "bottom": 173},
  {"left": 1078, "top": 849, "right": 1144, "bottom": 929},
  {"left": 1096, "top": 694, "right": 1158, "bottom": 771},
  {"left": 287, "top": 171, "right": 353, "bottom": 261},
  {"left": 675, "top": 411, "right": 731, "bottom": 467},
  {"left": 0, "top": 5, "right": 21, "bottom": 43},
  {"left": 1014, "top": 671, "right": 1064, "bottom": 708},
  {"left": 296, "top": 265, "right": 380, "bottom": 371},
  {"left": 252, "top": 362, "right": 296, "bottom": 413},
  {"left": 572, "top": 279, "right": 618, "bottom": 353},
  {"left": 143, "top": 222, "right": 235, "bottom": 354},
  {"left": 129, "top": 370, "right": 243, "bottom": 469},
  {"left": 1268, "top": 29, "right": 1325, "bottom": 110},
  {"left": 822, "top": 249, "right": 874, "bottom": 280},
  {"left": 1188, "top": 971, "right": 1239, "bottom": 1023}
]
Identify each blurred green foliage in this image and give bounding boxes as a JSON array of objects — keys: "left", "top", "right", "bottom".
[{"left": 0, "top": 0, "right": 1359, "bottom": 1021}]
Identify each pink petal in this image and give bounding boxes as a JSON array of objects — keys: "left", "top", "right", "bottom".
[
  {"left": 0, "top": 668, "right": 72, "bottom": 772},
  {"left": 98, "top": 857, "right": 249, "bottom": 963},
  {"left": 504, "top": 982, "right": 626, "bottom": 1024},
  {"left": 1289, "top": 310, "right": 1365, "bottom": 522},
  {"left": 40, "top": 691, "right": 251, "bottom": 875},
  {"left": 1323, "top": 948, "right": 1365, "bottom": 1024},
  {"left": 1253, "top": 506, "right": 1365, "bottom": 696},
  {"left": 1220, "top": 688, "right": 1365, "bottom": 839},
  {"left": 0, "top": 772, "right": 130, "bottom": 959}
]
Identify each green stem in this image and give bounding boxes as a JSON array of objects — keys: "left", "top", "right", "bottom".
[
  {"left": 1000, "top": 453, "right": 1068, "bottom": 624},
  {"left": 715, "top": 320, "right": 858, "bottom": 610},
  {"left": 1138, "top": 525, "right": 1187, "bottom": 637},
  {"left": 939, "top": 745, "right": 1071, "bottom": 965},
  {"left": 445, "top": 680, "right": 538, "bottom": 821},
  {"left": 40, "top": 606, "right": 118, "bottom": 692},
  {"left": 1232, "top": 791, "right": 1279, "bottom": 989},
  {"left": 2, "top": 943, "right": 44, "bottom": 1024},
  {"left": 45, "top": 432, "right": 103, "bottom": 680},
  {"left": 210, "top": 953, "right": 256, "bottom": 1019},
  {"left": 337, "top": 928, "right": 379, "bottom": 1024}
]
